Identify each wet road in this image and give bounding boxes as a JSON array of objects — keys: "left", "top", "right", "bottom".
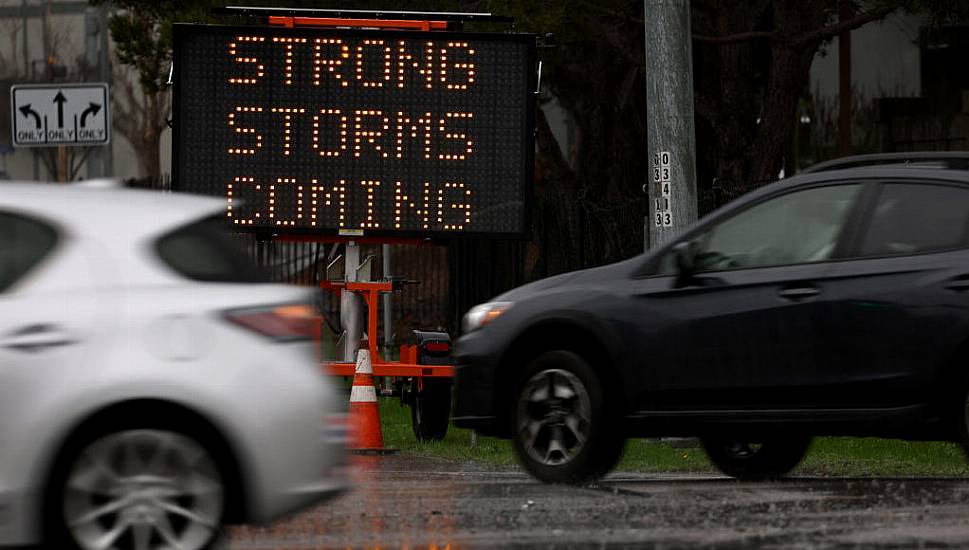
[{"left": 228, "top": 454, "right": 969, "bottom": 549}]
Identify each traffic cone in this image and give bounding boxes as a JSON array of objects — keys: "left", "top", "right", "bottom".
[{"left": 348, "top": 349, "right": 398, "bottom": 455}]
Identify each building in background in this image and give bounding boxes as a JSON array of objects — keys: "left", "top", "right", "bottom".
[
  {"left": 804, "top": 11, "right": 968, "bottom": 169},
  {"left": 0, "top": 0, "right": 170, "bottom": 182}
]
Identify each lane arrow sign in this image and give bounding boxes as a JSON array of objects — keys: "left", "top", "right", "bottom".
[
  {"left": 52, "top": 91, "right": 67, "bottom": 128},
  {"left": 18, "top": 104, "right": 41, "bottom": 129},
  {"left": 80, "top": 102, "right": 102, "bottom": 127}
]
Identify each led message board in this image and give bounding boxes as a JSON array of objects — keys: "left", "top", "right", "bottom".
[{"left": 172, "top": 24, "right": 535, "bottom": 238}]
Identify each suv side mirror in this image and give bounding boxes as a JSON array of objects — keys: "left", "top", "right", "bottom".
[{"left": 673, "top": 241, "right": 695, "bottom": 276}]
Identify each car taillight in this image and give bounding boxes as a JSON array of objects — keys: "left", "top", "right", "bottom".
[{"left": 224, "top": 303, "right": 318, "bottom": 341}]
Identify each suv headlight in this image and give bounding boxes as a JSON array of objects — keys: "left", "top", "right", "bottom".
[{"left": 463, "top": 301, "right": 513, "bottom": 333}]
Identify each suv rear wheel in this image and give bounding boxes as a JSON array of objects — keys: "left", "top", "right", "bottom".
[
  {"left": 955, "top": 383, "right": 969, "bottom": 461},
  {"left": 511, "top": 350, "right": 624, "bottom": 484},
  {"left": 701, "top": 435, "right": 812, "bottom": 480}
]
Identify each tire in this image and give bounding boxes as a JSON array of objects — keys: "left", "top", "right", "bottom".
[
  {"left": 955, "top": 382, "right": 969, "bottom": 461},
  {"left": 411, "top": 379, "right": 452, "bottom": 441},
  {"left": 701, "top": 435, "right": 812, "bottom": 481},
  {"left": 511, "top": 350, "right": 625, "bottom": 485},
  {"left": 46, "top": 425, "right": 226, "bottom": 550}
]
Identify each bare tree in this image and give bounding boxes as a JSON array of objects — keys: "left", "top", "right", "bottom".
[
  {"left": 112, "top": 63, "right": 168, "bottom": 178},
  {"left": 0, "top": 17, "right": 23, "bottom": 78}
]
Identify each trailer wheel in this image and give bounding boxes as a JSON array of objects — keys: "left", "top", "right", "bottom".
[{"left": 411, "top": 379, "right": 452, "bottom": 441}]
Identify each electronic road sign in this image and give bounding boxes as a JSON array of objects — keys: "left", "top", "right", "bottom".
[{"left": 172, "top": 24, "right": 535, "bottom": 238}]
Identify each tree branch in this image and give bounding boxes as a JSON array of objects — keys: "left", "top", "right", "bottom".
[
  {"left": 692, "top": 30, "right": 776, "bottom": 44},
  {"left": 534, "top": 105, "right": 577, "bottom": 191},
  {"left": 693, "top": 6, "right": 897, "bottom": 46},
  {"left": 793, "top": 6, "right": 898, "bottom": 45}
]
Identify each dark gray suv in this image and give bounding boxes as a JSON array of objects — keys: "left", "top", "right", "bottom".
[{"left": 453, "top": 155, "right": 969, "bottom": 484}]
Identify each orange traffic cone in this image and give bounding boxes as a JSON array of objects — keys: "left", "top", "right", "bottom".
[{"left": 348, "top": 349, "right": 398, "bottom": 455}]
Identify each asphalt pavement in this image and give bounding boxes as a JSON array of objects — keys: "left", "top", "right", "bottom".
[{"left": 227, "top": 453, "right": 969, "bottom": 549}]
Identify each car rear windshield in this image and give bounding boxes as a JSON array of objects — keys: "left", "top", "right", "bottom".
[{"left": 156, "top": 216, "right": 269, "bottom": 283}]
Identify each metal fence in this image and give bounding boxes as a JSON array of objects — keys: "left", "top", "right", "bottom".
[
  {"left": 233, "top": 236, "right": 450, "bottom": 346},
  {"left": 125, "top": 176, "right": 451, "bottom": 344},
  {"left": 129, "top": 176, "right": 644, "bottom": 343}
]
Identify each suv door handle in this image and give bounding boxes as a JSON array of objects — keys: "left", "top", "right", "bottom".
[
  {"left": 777, "top": 287, "right": 820, "bottom": 301},
  {"left": 1, "top": 324, "right": 77, "bottom": 353}
]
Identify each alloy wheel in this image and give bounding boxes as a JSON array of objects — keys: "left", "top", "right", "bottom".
[
  {"left": 62, "top": 429, "right": 224, "bottom": 550},
  {"left": 517, "top": 368, "right": 592, "bottom": 466}
]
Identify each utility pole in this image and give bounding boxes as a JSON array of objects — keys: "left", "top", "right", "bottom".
[
  {"left": 643, "top": 0, "right": 698, "bottom": 250},
  {"left": 98, "top": 4, "right": 113, "bottom": 176},
  {"left": 21, "top": 0, "right": 29, "bottom": 76},
  {"left": 85, "top": 7, "right": 103, "bottom": 179},
  {"left": 83, "top": 5, "right": 113, "bottom": 178}
]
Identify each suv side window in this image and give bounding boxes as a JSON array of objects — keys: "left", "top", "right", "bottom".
[
  {"left": 857, "top": 183, "right": 969, "bottom": 257},
  {"left": 0, "top": 212, "right": 59, "bottom": 292},
  {"left": 654, "top": 184, "right": 860, "bottom": 274}
]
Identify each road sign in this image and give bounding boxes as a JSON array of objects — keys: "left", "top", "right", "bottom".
[
  {"left": 172, "top": 24, "right": 535, "bottom": 239},
  {"left": 10, "top": 83, "right": 110, "bottom": 147}
]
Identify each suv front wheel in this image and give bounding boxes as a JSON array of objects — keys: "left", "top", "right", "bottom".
[{"left": 511, "top": 350, "right": 624, "bottom": 484}]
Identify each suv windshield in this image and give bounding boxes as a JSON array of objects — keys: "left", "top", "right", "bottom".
[{"left": 156, "top": 216, "right": 269, "bottom": 283}]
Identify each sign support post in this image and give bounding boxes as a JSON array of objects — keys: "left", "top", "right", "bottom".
[
  {"left": 340, "top": 241, "right": 363, "bottom": 362},
  {"left": 644, "top": 0, "right": 698, "bottom": 250},
  {"left": 382, "top": 243, "right": 393, "bottom": 355}
]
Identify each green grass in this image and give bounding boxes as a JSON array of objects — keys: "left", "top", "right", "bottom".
[
  {"left": 797, "top": 437, "right": 969, "bottom": 477},
  {"left": 379, "top": 398, "right": 517, "bottom": 466},
  {"left": 377, "top": 398, "right": 969, "bottom": 476}
]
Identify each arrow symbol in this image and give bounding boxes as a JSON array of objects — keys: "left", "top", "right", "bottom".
[
  {"left": 52, "top": 91, "right": 67, "bottom": 128},
  {"left": 18, "top": 104, "right": 41, "bottom": 129},
  {"left": 80, "top": 102, "right": 101, "bottom": 127}
]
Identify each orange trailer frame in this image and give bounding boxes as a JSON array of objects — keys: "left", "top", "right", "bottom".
[{"left": 318, "top": 279, "right": 454, "bottom": 389}]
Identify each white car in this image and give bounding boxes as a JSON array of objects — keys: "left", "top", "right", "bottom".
[{"left": 0, "top": 182, "right": 347, "bottom": 549}]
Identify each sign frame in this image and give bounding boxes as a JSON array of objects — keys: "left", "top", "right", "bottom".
[
  {"left": 10, "top": 83, "right": 110, "bottom": 148},
  {"left": 171, "top": 23, "right": 536, "bottom": 240}
]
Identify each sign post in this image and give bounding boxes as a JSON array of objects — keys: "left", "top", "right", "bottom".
[{"left": 10, "top": 83, "right": 110, "bottom": 148}]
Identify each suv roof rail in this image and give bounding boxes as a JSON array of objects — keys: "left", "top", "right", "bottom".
[{"left": 803, "top": 151, "right": 969, "bottom": 174}]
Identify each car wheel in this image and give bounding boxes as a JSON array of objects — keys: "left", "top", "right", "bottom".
[
  {"left": 411, "top": 379, "right": 452, "bottom": 441},
  {"left": 511, "top": 350, "right": 624, "bottom": 484},
  {"left": 48, "top": 428, "right": 226, "bottom": 550},
  {"left": 701, "top": 435, "right": 811, "bottom": 481},
  {"left": 956, "top": 384, "right": 969, "bottom": 461}
]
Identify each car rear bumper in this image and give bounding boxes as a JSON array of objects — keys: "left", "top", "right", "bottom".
[
  {"left": 246, "top": 431, "right": 350, "bottom": 524},
  {"left": 259, "top": 473, "right": 350, "bottom": 523}
]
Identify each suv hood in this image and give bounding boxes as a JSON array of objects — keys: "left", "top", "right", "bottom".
[{"left": 494, "top": 255, "right": 644, "bottom": 302}]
